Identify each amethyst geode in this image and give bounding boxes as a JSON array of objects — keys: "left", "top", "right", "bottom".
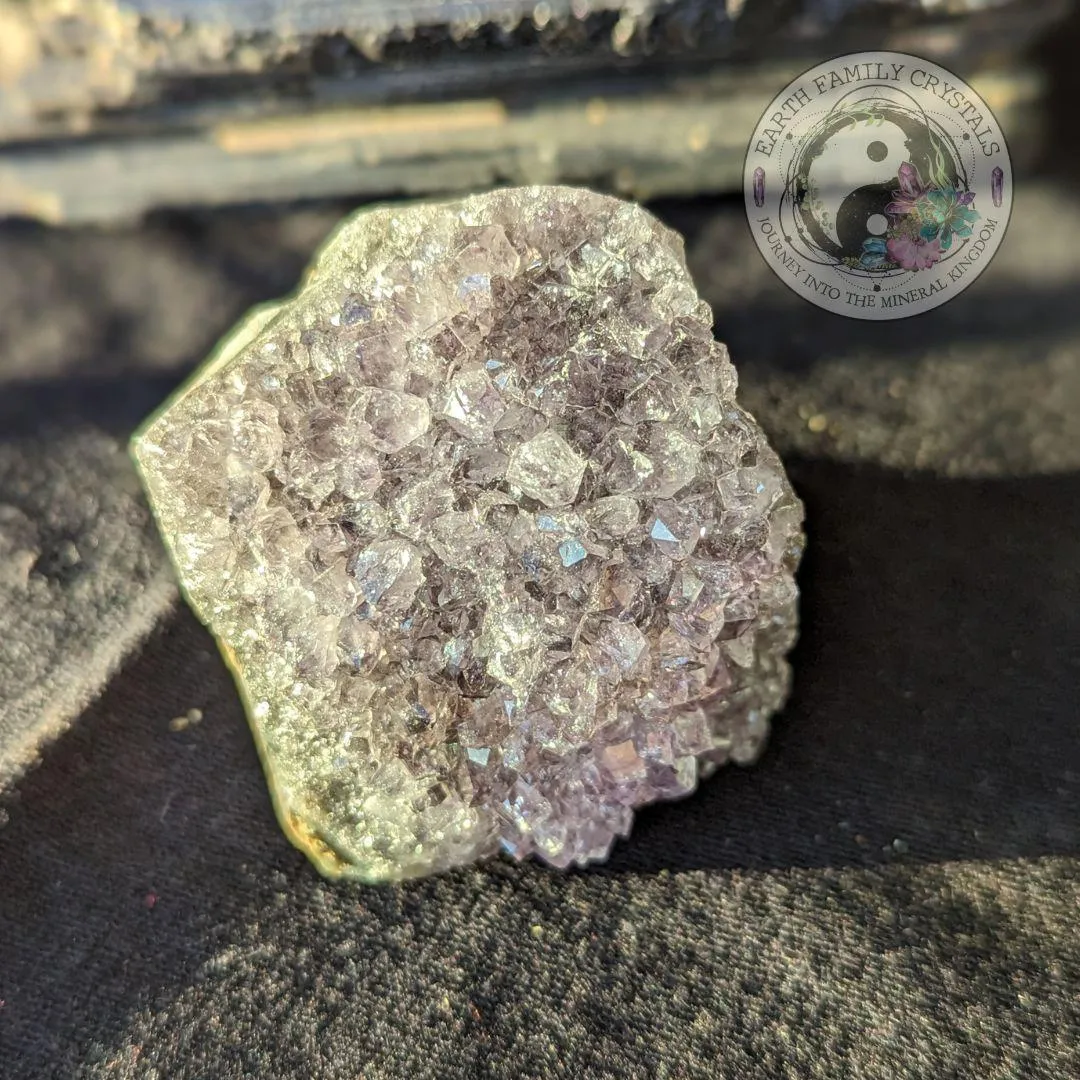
[{"left": 132, "top": 187, "right": 804, "bottom": 881}]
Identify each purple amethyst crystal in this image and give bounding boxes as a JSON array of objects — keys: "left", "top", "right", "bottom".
[
  {"left": 132, "top": 187, "right": 805, "bottom": 882},
  {"left": 753, "top": 167, "right": 766, "bottom": 208},
  {"left": 992, "top": 166, "right": 1004, "bottom": 208}
]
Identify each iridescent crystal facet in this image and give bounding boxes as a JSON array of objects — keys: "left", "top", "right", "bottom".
[{"left": 132, "top": 187, "right": 804, "bottom": 882}]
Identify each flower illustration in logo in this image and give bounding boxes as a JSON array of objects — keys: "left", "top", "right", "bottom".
[
  {"left": 850, "top": 161, "right": 981, "bottom": 273},
  {"left": 885, "top": 162, "right": 935, "bottom": 217},
  {"left": 886, "top": 233, "right": 944, "bottom": 271},
  {"left": 859, "top": 236, "right": 889, "bottom": 269},
  {"left": 918, "top": 188, "right": 978, "bottom": 251}
]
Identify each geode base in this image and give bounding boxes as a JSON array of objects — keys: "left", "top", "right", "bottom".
[{"left": 132, "top": 187, "right": 804, "bottom": 882}]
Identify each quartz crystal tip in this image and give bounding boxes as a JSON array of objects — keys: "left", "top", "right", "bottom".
[{"left": 131, "top": 186, "right": 805, "bottom": 882}]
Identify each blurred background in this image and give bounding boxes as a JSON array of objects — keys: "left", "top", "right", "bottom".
[
  {"left": 0, "top": 0, "right": 1070, "bottom": 220},
  {"left": 2, "top": 3, "right": 1079, "bottom": 1077}
]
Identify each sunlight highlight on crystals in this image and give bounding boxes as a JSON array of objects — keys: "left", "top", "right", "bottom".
[{"left": 132, "top": 186, "right": 804, "bottom": 882}]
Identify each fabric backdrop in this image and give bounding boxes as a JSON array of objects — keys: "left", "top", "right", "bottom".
[{"left": 1, "top": 171, "right": 1078, "bottom": 1076}]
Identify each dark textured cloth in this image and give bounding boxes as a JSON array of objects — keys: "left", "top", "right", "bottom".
[
  {"left": 2, "top": 461, "right": 1078, "bottom": 1078},
  {"left": 2, "top": 180, "right": 1079, "bottom": 1075},
  {"left": 0, "top": 209, "right": 337, "bottom": 788}
]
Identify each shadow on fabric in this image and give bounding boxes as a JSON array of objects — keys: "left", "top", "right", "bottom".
[
  {"left": 0, "top": 459, "right": 1076, "bottom": 875},
  {"left": 1, "top": 458, "right": 1078, "bottom": 1074},
  {"left": 605, "top": 457, "right": 1080, "bottom": 872}
]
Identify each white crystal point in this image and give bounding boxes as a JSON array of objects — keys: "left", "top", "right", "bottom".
[
  {"left": 506, "top": 430, "right": 587, "bottom": 507},
  {"left": 131, "top": 187, "right": 804, "bottom": 882}
]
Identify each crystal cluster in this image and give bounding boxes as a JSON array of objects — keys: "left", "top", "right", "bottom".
[{"left": 132, "top": 187, "right": 804, "bottom": 882}]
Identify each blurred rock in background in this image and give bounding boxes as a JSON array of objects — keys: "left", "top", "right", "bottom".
[{"left": 0, "top": 0, "right": 1069, "bottom": 222}]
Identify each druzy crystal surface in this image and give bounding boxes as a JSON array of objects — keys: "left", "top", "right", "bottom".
[{"left": 132, "top": 187, "right": 804, "bottom": 882}]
